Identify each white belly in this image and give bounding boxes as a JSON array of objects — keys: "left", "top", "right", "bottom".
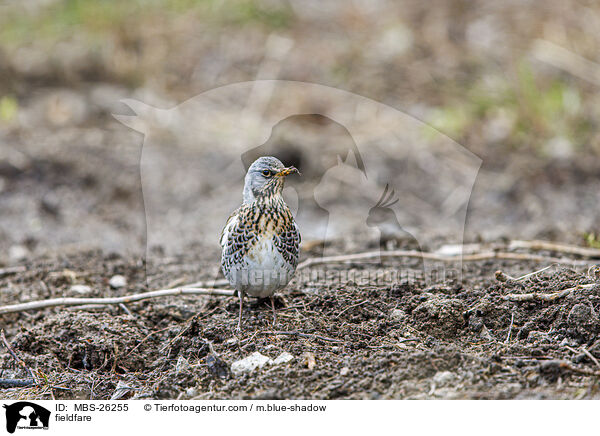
[{"left": 225, "top": 235, "right": 295, "bottom": 298}]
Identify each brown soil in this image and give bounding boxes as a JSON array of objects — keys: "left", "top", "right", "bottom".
[{"left": 1, "top": 244, "right": 600, "bottom": 400}]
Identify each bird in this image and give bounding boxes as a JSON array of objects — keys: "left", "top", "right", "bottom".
[{"left": 220, "top": 156, "right": 301, "bottom": 330}]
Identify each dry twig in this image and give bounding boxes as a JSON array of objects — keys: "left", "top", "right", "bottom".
[
  {"left": 0, "top": 266, "right": 26, "bottom": 278},
  {"left": 504, "top": 284, "right": 595, "bottom": 302},
  {"left": 505, "top": 312, "right": 514, "bottom": 344},
  {"left": 297, "top": 249, "right": 586, "bottom": 269},
  {"left": 0, "top": 378, "right": 35, "bottom": 388},
  {"left": 0, "top": 287, "right": 234, "bottom": 315},
  {"left": 556, "top": 360, "right": 600, "bottom": 377},
  {"left": 509, "top": 239, "right": 600, "bottom": 258},
  {"left": 581, "top": 347, "right": 600, "bottom": 370},
  {"left": 263, "top": 330, "right": 342, "bottom": 343},
  {"left": 0, "top": 329, "right": 37, "bottom": 387}
]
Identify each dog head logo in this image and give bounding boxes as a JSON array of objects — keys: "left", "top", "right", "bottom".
[{"left": 3, "top": 402, "right": 50, "bottom": 433}]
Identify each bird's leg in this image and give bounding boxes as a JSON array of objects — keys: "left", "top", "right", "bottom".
[
  {"left": 237, "top": 291, "right": 245, "bottom": 331},
  {"left": 270, "top": 296, "right": 277, "bottom": 327}
]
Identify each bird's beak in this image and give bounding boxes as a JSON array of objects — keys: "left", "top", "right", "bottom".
[{"left": 276, "top": 166, "right": 300, "bottom": 177}]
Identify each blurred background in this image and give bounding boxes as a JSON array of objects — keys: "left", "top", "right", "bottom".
[{"left": 1, "top": 0, "right": 599, "bottom": 264}]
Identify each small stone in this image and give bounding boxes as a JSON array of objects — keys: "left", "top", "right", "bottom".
[
  {"left": 70, "top": 284, "right": 92, "bottom": 295},
  {"left": 390, "top": 308, "right": 407, "bottom": 322},
  {"left": 340, "top": 367, "right": 349, "bottom": 376},
  {"left": 110, "top": 381, "right": 134, "bottom": 400},
  {"left": 567, "top": 304, "right": 599, "bottom": 336},
  {"left": 433, "top": 371, "right": 456, "bottom": 385},
  {"left": 207, "top": 354, "right": 230, "bottom": 379},
  {"left": 109, "top": 275, "right": 127, "bottom": 289},
  {"left": 303, "top": 352, "right": 316, "bottom": 370},
  {"left": 176, "top": 356, "right": 190, "bottom": 374},
  {"left": 301, "top": 287, "right": 320, "bottom": 296},
  {"left": 185, "top": 387, "right": 197, "bottom": 397},
  {"left": 527, "top": 331, "right": 550, "bottom": 344},
  {"left": 231, "top": 352, "right": 272, "bottom": 376},
  {"left": 9, "top": 245, "right": 28, "bottom": 262},
  {"left": 272, "top": 352, "right": 294, "bottom": 365},
  {"left": 480, "top": 325, "right": 494, "bottom": 341}
]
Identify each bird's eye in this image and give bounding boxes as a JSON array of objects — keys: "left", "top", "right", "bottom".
[{"left": 262, "top": 170, "right": 271, "bottom": 177}]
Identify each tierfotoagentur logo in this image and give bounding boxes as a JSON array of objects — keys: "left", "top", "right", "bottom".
[{"left": 2, "top": 402, "right": 50, "bottom": 434}]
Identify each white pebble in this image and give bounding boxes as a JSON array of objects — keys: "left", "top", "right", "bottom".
[
  {"left": 390, "top": 309, "right": 407, "bottom": 321},
  {"left": 433, "top": 371, "right": 456, "bottom": 385},
  {"left": 176, "top": 356, "right": 190, "bottom": 374},
  {"left": 109, "top": 274, "right": 127, "bottom": 289},
  {"left": 272, "top": 352, "right": 294, "bottom": 365},
  {"left": 70, "top": 284, "right": 92, "bottom": 295},
  {"left": 231, "top": 352, "right": 272, "bottom": 376},
  {"left": 9, "top": 245, "right": 28, "bottom": 262}
]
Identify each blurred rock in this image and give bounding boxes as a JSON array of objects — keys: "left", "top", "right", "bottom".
[
  {"left": 303, "top": 352, "right": 316, "bottom": 370},
  {"left": 527, "top": 330, "right": 551, "bottom": 344},
  {"left": 90, "top": 84, "right": 130, "bottom": 115},
  {"left": 40, "top": 191, "right": 61, "bottom": 217},
  {"left": 44, "top": 90, "right": 89, "bottom": 127},
  {"left": 567, "top": 304, "right": 599, "bottom": 338},
  {"left": 206, "top": 354, "right": 230, "bottom": 379},
  {"left": 545, "top": 137, "right": 574, "bottom": 160},
  {"left": 175, "top": 355, "right": 190, "bottom": 374},
  {"left": 273, "top": 351, "right": 294, "bottom": 365},
  {"left": 10, "top": 46, "right": 51, "bottom": 78},
  {"left": 433, "top": 371, "right": 456, "bottom": 385},
  {"left": 367, "top": 25, "right": 413, "bottom": 60},
  {"left": 109, "top": 275, "right": 127, "bottom": 289},
  {"left": 70, "top": 285, "right": 92, "bottom": 295},
  {"left": 8, "top": 245, "right": 28, "bottom": 262},
  {"left": 390, "top": 308, "right": 408, "bottom": 322}
]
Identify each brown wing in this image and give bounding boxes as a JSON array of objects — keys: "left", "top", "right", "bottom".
[
  {"left": 273, "top": 220, "right": 301, "bottom": 268},
  {"left": 220, "top": 205, "right": 257, "bottom": 268}
]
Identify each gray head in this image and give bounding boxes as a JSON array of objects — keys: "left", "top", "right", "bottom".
[{"left": 243, "top": 156, "right": 299, "bottom": 203}]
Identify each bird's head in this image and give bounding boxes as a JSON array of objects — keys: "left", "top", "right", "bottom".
[{"left": 243, "top": 156, "right": 300, "bottom": 203}]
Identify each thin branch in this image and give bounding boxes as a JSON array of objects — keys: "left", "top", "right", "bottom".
[
  {"left": 505, "top": 312, "right": 514, "bottom": 344},
  {"left": 0, "top": 378, "right": 35, "bottom": 388},
  {"left": 263, "top": 330, "right": 342, "bottom": 343},
  {"left": 504, "top": 284, "right": 595, "bottom": 302},
  {"left": 0, "top": 266, "right": 26, "bottom": 278},
  {"left": 297, "top": 249, "right": 591, "bottom": 269},
  {"left": 509, "top": 239, "right": 600, "bottom": 259},
  {"left": 1, "top": 329, "right": 36, "bottom": 383},
  {"left": 557, "top": 361, "right": 600, "bottom": 377},
  {"left": 495, "top": 265, "right": 554, "bottom": 283},
  {"left": 581, "top": 347, "right": 600, "bottom": 370},
  {"left": 514, "top": 265, "right": 554, "bottom": 281},
  {"left": 0, "top": 287, "right": 234, "bottom": 315},
  {"left": 335, "top": 299, "right": 368, "bottom": 319}
]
